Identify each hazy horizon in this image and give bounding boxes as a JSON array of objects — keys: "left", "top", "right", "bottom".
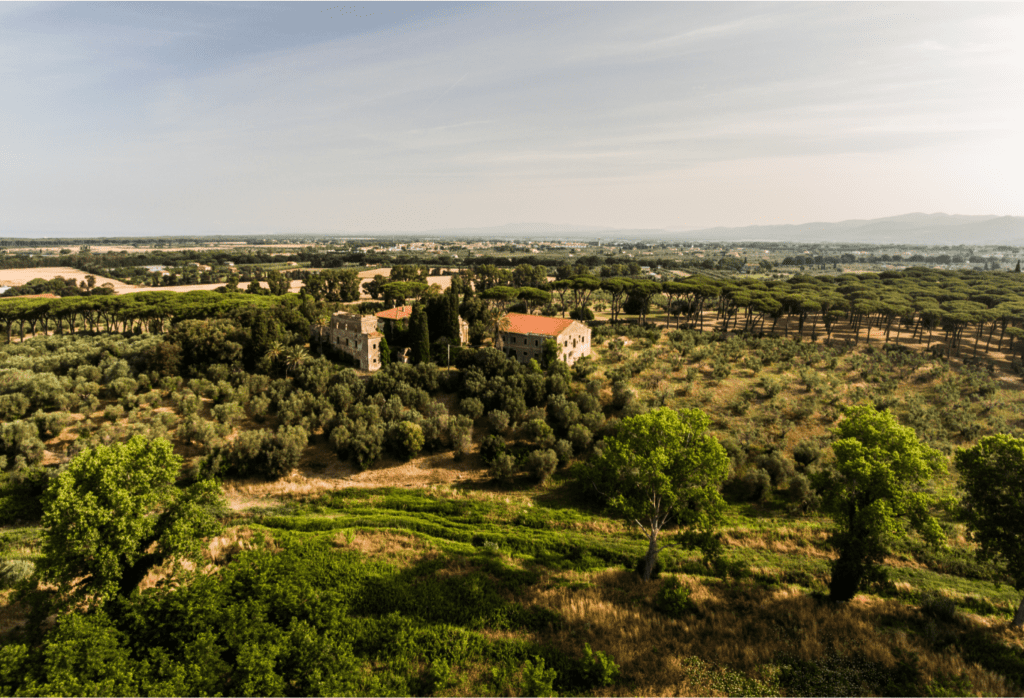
[{"left": 2, "top": 2, "right": 1022, "bottom": 237}]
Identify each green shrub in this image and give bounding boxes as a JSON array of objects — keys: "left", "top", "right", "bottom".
[
  {"left": 523, "top": 419, "right": 555, "bottom": 447},
  {"left": 779, "top": 652, "right": 920, "bottom": 697},
  {"left": 792, "top": 439, "right": 821, "bottom": 467},
  {"left": 758, "top": 452, "right": 795, "bottom": 486},
  {"left": 32, "top": 410, "right": 72, "bottom": 439},
  {"left": 580, "top": 643, "right": 619, "bottom": 688},
  {"left": 527, "top": 449, "right": 558, "bottom": 484},
  {"left": 758, "top": 374, "right": 784, "bottom": 398},
  {"left": 611, "top": 380, "right": 634, "bottom": 410},
  {"left": 919, "top": 592, "right": 958, "bottom": 623},
  {"left": 211, "top": 401, "right": 245, "bottom": 425},
  {"left": 487, "top": 409, "right": 510, "bottom": 434},
  {"left": 567, "top": 423, "right": 592, "bottom": 453},
  {"left": 489, "top": 453, "right": 518, "bottom": 483},
  {"left": 106, "top": 376, "right": 138, "bottom": 399},
  {"left": 655, "top": 576, "right": 694, "bottom": 618},
  {"left": 460, "top": 397, "right": 485, "bottom": 420},
  {"left": 726, "top": 469, "right": 772, "bottom": 503},
  {"left": 552, "top": 439, "right": 573, "bottom": 466},
  {"left": 388, "top": 421, "right": 425, "bottom": 460},
  {"left": 522, "top": 657, "right": 558, "bottom": 697},
  {"left": 449, "top": 415, "right": 473, "bottom": 459}
]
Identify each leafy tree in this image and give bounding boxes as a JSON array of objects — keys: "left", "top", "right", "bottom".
[
  {"left": 489, "top": 452, "right": 517, "bottom": 483},
  {"left": 552, "top": 438, "right": 573, "bottom": 466},
  {"left": 541, "top": 338, "right": 560, "bottom": 368},
  {"left": 623, "top": 281, "right": 661, "bottom": 325},
  {"left": 522, "top": 418, "right": 555, "bottom": 447},
  {"left": 567, "top": 423, "right": 593, "bottom": 453},
  {"left": 460, "top": 396, "right": 485, "bottom": 420},
  {"left": 265, "top": 270, "right": 290, "bottom": 295},
  {"left": 580, "top": 407, "right": 729, "bottom": 580},
  {"left": 37, "top": 436, "right": 223, "bottom": 605},
  {"left": 304, "top": 269, "right": 361, "bottom": 302},
  {"left": 449, "top": 415, "right": 473, "bottom": 459},
  {"left": 330, "top": 418, "right": 385, "bottom": 471},
  {"left": 526, "top": 448, "right": 558, "bottom": 484},
  {"left": 487, "top": 409, "right": 510, "bottom": 434},
  {"left": 817, "top": 405, "right": 946, "bottom": 602},
  {"left": 168, "top": 319, "right": 245, "bottom": 376},
  {"left": 956, "top": 435, "right": 1024, "bottom": 626},
  {"left": 388, "top": 421, "right": 425, "bottom": 460},
  {"left": 0, "top": 419, "right": 46, "bottom": 472}
]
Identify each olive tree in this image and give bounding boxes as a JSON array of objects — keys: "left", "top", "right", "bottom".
[
  {"left": 38, "top": 436, "right": 223, "bottom": 606},
  {"left": 956, "top": 435, "right": 1024, "bottom": 627},
  {"left": 818, "top": 405, "right": 946, "bottom": 602},
  {"left": 580, "top": 407, "right": 729, "bottom": 580}
]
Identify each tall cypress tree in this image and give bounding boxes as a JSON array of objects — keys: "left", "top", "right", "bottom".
[
  {"left": 410, "top": 304, "right": 430, "bottom": 364},
  {"left": 446, "top": 286, "right": 461, "bottom": 344}
]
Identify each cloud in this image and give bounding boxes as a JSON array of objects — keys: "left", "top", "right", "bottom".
[{"left": 1, "top": 2, "right": 1021, "bottom": 234}]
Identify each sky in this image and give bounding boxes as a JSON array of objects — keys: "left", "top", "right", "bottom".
[{"left": 1, "top": 1, "right": 1022, "bottom": 236}]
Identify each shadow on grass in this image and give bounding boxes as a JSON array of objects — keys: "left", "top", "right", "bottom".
[{"left": 533, "top": 568, "right": 1024, "bottom": 696}]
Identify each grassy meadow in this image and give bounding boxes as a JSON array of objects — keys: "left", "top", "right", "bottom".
[{"left": 3, "top": 318, "right": 1024, "bottom": 695}]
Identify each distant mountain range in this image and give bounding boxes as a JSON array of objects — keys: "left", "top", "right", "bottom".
[
  {"left": 5, "top": 213, "right": 1023, "bottom": 246},
  {"left": 415, "top": 213, "right": 1024, "bottom": 246},
  {"left": 664, "top": 213, "right": 1024, "bottom": 246}
]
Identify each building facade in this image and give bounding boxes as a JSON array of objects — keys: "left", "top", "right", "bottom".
[
  {"left": 312, "top": 312, "right": 382, "bottom": 371},
  {"left": 499, "top": 313, "right": 591, "bottom": 367}
]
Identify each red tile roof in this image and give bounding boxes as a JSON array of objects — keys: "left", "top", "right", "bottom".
[
  {"left": 504, "top": 312, "right": 577, "bottom": 337},
  {"left": 375, "top": 305, "right": 413, "bottom": 321}
]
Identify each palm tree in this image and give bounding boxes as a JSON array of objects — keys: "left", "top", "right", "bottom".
[
  {"left": 312, "top": 316, "right": 329, "bottom": 354},
  {"left": 283, "top": 346, "right": 309, "bottom": 378},
  {"left": 492, "top": 311, "right": 511, "bottom": 351},
  {"left": 264, "top": 341, "right": 285, "bottom": 373}
]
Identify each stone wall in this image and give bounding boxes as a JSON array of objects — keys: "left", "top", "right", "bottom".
[
  {"left": 557, "top": 321, "right": 592, "bottom": 366},
  {"left": 501, "top": 320, "right": 591, "bottom": 367},
  {"left": 312, "top": 312, "right": 382, "bottom": 371}
]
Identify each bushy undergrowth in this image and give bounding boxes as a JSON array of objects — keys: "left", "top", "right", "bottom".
[{"left": 0, "top": 538, "right": 622, "bottom": 697}]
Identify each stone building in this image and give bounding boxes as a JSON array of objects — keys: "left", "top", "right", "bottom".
[
  {"left": 498, "top": 313, "right": 591, "bottom": 367},
  {"left": 312, "top": 312, "right": 382, "bottom": 371}
]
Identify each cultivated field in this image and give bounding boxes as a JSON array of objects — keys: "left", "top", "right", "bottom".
[
  {"left": 114, "top": 279, "right": 306, "bottom": 295},
  {"left": 0, "top": 267, "right": 134, "bottom": 292}
]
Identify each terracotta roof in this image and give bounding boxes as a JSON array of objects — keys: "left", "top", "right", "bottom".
[
  {"left": 376, "top": 305, "right": 413, "bottom": 321},
  {"left": 504, "top": 312, "right": 577, "bottom": 337}
]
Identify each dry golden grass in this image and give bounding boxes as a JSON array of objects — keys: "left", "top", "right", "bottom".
[
  {"left": 221, "top": 446, "right": 488, "bottom": 505},
  {"left": 135, "top": 527, "right": 280, "bottom": 593},
  {"left": 0, "top": 590, "right": 29, "bottom": 637},
  {"left": 205, "top": 527, "right": 279, "bottom": 566},
  {"left": 0, "top": 267, "right": 134, "bottom": 291},
  {"left": 527, "top": 570, "right": 1016, "bottom": 696},
  {"left": 721, "top": 526, "right": 832, "bottom": 558},
  {"left": 330, "top": 530, "right": 443, "bottom": 569}
]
